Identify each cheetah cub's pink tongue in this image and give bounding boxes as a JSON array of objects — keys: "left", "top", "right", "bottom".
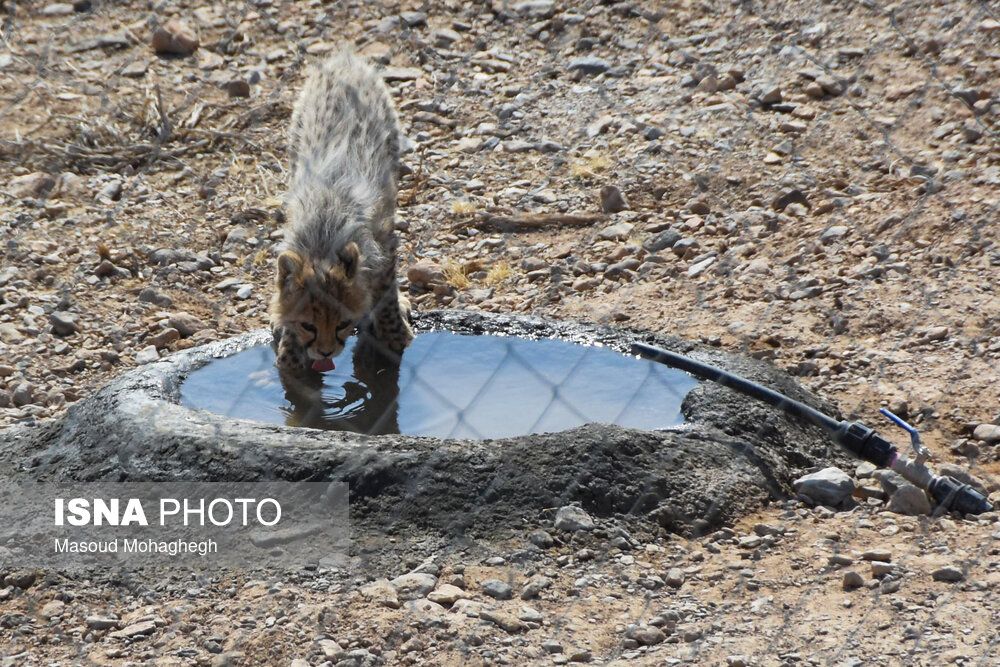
[{"left": 311, "top": 358, "right": 335, "bottom": 372}]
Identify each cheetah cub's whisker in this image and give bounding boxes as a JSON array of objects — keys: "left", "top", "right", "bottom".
[{"left": 270, "top": 51, "right": 414, "bottom": 372}]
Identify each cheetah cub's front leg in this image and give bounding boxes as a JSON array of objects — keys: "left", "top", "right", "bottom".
[
  {"left": 272, "top": 324, "right": 309, "bottom": 370},
  {"left": 369, "top": 267, "right": 414, "bottom": 354}
]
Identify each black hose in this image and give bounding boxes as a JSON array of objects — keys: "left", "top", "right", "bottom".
[
  {"left": 632, "top": 341, "right": 993, "bottom": 514},
  {"left": 631, "top": 343, "right": 841, "bottom": 434}
]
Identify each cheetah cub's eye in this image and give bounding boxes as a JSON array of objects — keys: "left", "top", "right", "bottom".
[
  {"left": 336, "top": 321, "right": 354, "bottom": 333},
  {"left": 301, "top": 322, "right": 317, "bottom": 333}
]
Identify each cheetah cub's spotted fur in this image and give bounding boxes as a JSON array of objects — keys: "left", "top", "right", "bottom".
[{"left": 270, "top": 51, "right": 414, "bottom": 371}]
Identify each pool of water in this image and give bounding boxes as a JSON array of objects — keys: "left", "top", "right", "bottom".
[{"left": 179, "top": 332, "right": 698, "bottom": 439}]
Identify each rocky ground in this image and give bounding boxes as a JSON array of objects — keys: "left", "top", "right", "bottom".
[{"left": 1, "top": 0, "right": 999, "bottom": 665}]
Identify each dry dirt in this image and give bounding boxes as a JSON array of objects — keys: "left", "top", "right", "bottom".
[{"left": 1, "top": 0, "right": 999, "bottom": 665}]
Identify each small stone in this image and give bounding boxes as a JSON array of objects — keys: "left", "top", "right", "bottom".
[
  {"left": 121, "top": 60, "right": 149, "bottom": 78},
  {"left": 542, "top": 639, "right": 563, "bottom": 654},
  {"left": 820, "top": 226, "right": 849, "bottom": 244},
  {"left": 727, "top": 656, "right": 750, "bottom": 667},
  {"left": 554, "top": 505, "right": 594, "bottom": 532},
  {"left": 481, "top": 579, "right": 513, "bottom": 600},
  {"left": 4, "top": 570, "right": 37, "bottom": 589},
  {"left": 407, "top": 260, "right": 445, "bottom": 287},
  {"left": 687, "top": 198, "right": 711, "bottom": 215},
  {"left": 12, "top": 383, "right": 34, "bottom": 408},
  {"left": 754, "top": 523, "right": 784, "bottom": 536},
  {"left": 8, "top": 172, "right": 56, "bottom": 199},
  {"left": 922, "top": 326, "right": 949, "bottom": 341},
  {"left": 40, "top": 600, "right": 65, "bottom": 619},
  {"left": 148, "top": 328, "right": 180, "bottom": 350},
  {"left": 599, "top": 185, "right": 629, "bottom": 213},
  {"left": 597, "top": 222, "right": 634, "bottom": 241},
  {"left": 85, "top": 616, "right": 120, "bottom": 630},
  {"left": 360, "top": 579, "right": 400, "bottom": 609},
  {"left": 381, "top": 66, "right": 423, "bottom": 82},
  {"left": 512, "top": 0, "right": 555, "bottom": 18},
  {"left": 687, "top": 256, "right": 716, "bottom": 277},
  {"left": 41, "top": 2, "right": 74, "bottom": 15},
  {"left": 138, "top": 288, "right": 173, "bottom": 307},
  {"left": 643, "top": 229, "right": 681, "bottom": 253},
  {"left": 626, "top": 624, "right": 666, "bottom": 646},
  {"left": 399, "top": 11, "right": 427, "bottom": 27},
  {"left": 502, "top": 139, "right": 535, "bottom": 153},
  {"left": 455, "top": 137, "right": 482, "bottom": 153},
  {"left": 109, "top": 620, "right": 157, "bottom": 639},
  {"left": 665, "top": 568, "right": 685, "bottom": 588},
  {"left": 520, "top": 575, "right": 552, "bottom": 600},
  {"left": 519, "top": 606, "right": 543, "bottom": 623},
  {"left": 931, "top": 566, "right": 965, "bottom": 582},
  {"left": 135, "top": 345, "right": 159, "bottom": 365},
  {"left": 167, "top": 311, "right": 209, "bottom": 337},
  {"left": 224, "top": 79, "right": 251, "bottom": 98},
  {"left": 842, "top": 571, "right": 864, "bottom": 590},
  {"left": 816, "top": 74, "right": 843, "bottom": 96},
  {"left": 94, "top": 259, "right": 124, "bottom": 278},
  {"left": 757, "top": 85, "right": 782, "bottom": 105},
  {"left": 433, "top": 28, "right": 461, "bottom": 47},
  {"left": 887, "top": 485, "right": 931, "bottom": 516},
  {"left": 568, "top": 56, "right": 611, "bottom": 76},
  {"left": 427, "top": 584, "right": 467, "bottom": 607},
  {"left": 870, "top": 561, "right": 895, "bottom": 577},
  {"left": 853, "top": 553, "right": 888, "bottom": 569},
  {"left": 528, "top": 529, "right": 554, "bottom": 548},
  {"left": 772, "top": 188, "right": 810, "bottom": 211},
  {"left": 151, "top": 19, "right": 199, "bottom": 56},
  {"left": 1, "top": 324, "right": 23, "bottom": 344},
  {"left": 50, "top": 311, "right": 79, "bottom": 336},
  {"left": 389, "top": 572, "right": 437, "bottom": 601},
  {"left": 793, "top": 467, "right": 854, "bottom": 507},
  {"left": 479, "top": 609, "right": 526, "bottom": 634}
]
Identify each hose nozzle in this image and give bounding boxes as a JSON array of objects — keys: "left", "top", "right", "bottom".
[{"left": 928, "top": 475, "right": 994, "bottom": 515}]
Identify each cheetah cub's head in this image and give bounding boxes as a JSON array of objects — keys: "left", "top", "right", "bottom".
[{"left": 270, "top": 242, "right": 366, "bottom": 370}]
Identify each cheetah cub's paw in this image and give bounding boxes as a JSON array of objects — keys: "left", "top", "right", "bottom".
[
  {"left": 273, "top": 326, "right": 309, "bottom": 370},
  {"left": 372, "top": 292, "right": 414, "bottom": 354}
]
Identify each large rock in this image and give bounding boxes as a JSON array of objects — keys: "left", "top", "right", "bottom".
[
  {"left": 151, "top": 20, "right": 199, "bottom": 56},
  {"left": 793, "top": 467, "right": 854, "bottom": 506},
  {"left": 887, "top": 484, "right": 931, "bottom": 516},
  {"left": 8, "top": 172, "right": 55, "bottom": 199},
  {"left": 406, "top": 261, "right": 445, "bottom": 288},
  {"left": 554, "top": 505, "right": 594, "bottom": 532},
  {"left": 167, "top": 312, "right": 209, "bottom": 337},
  {"left": 389, "top": 573, "right": 437, "bottom": 601},
  {"left": 972, "top": 424, "right": 1000, "bottom": 444}
]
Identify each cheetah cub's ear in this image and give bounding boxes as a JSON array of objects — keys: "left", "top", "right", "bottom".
[
  {"left": 276, "top": 250, "right": 304, "bottom": 293},
  {"left": 336, "top": 241, "right": 362, "bottom": 282}
]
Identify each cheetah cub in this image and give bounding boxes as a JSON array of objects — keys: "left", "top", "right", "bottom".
[{"left": 270, "top": 51, "right": 414, "bottom": 372}]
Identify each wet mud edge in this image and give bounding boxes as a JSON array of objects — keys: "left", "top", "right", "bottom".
[{"left": 0, "top": 310, "right": 853, "bottom": 537}]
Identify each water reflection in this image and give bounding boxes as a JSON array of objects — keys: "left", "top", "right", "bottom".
[{"left": 277, "top": 336, "right": 401, "bottom": 435}]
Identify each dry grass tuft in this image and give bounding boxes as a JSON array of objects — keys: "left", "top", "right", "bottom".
[
  {"left": 450, "top": 199, "right": 478, "bottom": 215},
  {"left": 569, "top": 152, "right": 612, "bottom": 179},
  {"left": 443, "top": 261, "right": 472, "bottom": 289},
  {"left": 485, "top": 260, "right": 513, "bottom": 286}
]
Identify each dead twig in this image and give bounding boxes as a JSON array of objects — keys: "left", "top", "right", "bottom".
[{"left": 466, "top": 211, "right": 607, "bottom": 233}]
